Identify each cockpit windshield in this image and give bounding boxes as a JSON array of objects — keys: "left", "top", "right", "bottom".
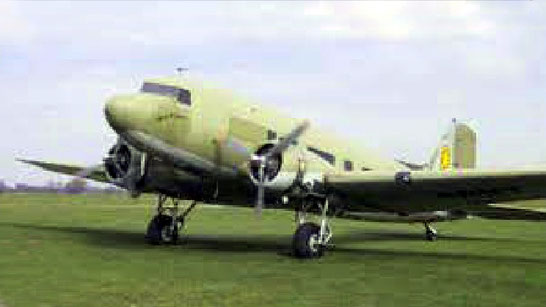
[{"left": 141, "top": 82, "right": 191, "bottom": 106}]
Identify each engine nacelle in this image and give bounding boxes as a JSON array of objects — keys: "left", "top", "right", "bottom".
[
  {"left": 249, "top": 143, "right": 300, "bottom": 193},
  {"left": 104, "top": 140, "right": 145, "bottom": 192},
  {"left": 103, "top": 139, "right": 218, "bottom": 199}
]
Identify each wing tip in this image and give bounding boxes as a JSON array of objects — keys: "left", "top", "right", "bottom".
[{"left": 16, "top": 158, "right": 36, "bottom": 165}]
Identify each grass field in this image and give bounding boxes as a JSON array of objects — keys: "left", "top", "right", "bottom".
[{"left": 0, "top": 193, "right": 545, "bottom": 307}]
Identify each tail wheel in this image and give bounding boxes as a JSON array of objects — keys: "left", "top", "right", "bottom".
[
  {"left": 292, "top": 222, "right": 324, "bottom": 258},
  {"left": 146, "top": 214, "right": 180, "bottom": 245}
]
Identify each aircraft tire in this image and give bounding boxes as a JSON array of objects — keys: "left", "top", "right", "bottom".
[
  {"left": 292, "top": 222, "right": 324, "bottom": 259},
  {"left": 425, "top": 230, "right": 437, "bottom": 242},
  {"left": 146, "top": 214, "right": 179, "bottom": 245}
]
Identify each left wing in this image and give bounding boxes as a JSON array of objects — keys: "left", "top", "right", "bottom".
[
  {"left": 325, "top": 169, "right": 546, "bottom": 220},
  {"left": 17, "top": 159, "right": 110, "bottom": 183}
]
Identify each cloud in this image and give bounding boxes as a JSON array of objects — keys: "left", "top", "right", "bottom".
[
  {"left": 0, "top": 0, "right": 33, "bottom": 46},
  {"left": 2, "top": 1, "right": 546, "bottom": 185},
  {"left": 303, "top": 2, "right": 497, "bottom": 42},
  {"left": 13, "top": 2, "right": 499, "bottom": 54}
]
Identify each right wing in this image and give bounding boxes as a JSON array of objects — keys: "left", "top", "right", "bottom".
[
  {"left": 470, "top": 203, "right": 546, "bottom": 221},
  {"left": 325, "top": 169, "right": 546, "bottom": 220},
  {"left": 17, "top": 159, "right": 110, "bottom": 184}
]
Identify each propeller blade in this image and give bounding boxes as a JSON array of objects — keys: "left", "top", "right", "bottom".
[
  {"left": 256, "top": 185, "right": 264, "bottom": 215},
  {"left": 252, "top": 120, "right": 310, "bottom": 216},
  {"left": 255, "top": 164, "right": 265, "bottom": 216},
  {"left": 265, "top": 120, "right": 310, "bottom": 159}
]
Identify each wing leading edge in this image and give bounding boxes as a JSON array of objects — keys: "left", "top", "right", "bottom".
[
  {"left": 325, "top": 169, "right": 546, "bottom": 220},
  {"left": 17, "top": 159, "right": 110, "bottom": 183}
]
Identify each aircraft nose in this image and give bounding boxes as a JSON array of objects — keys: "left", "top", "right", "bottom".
[
  {"left": 104, "top": 95, "right": 136, "bottom": 132},
  {"left": 105, "top": 93, "right": 184, "bottom": 135}
]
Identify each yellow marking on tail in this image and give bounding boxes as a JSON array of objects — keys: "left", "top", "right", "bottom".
[{"left": 440, "top": 146, "right": 451, "bottom": 170}]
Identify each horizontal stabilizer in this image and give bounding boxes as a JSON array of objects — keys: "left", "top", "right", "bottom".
[{"left": 395, "top": 159, "right": 428, "bottom": 171}]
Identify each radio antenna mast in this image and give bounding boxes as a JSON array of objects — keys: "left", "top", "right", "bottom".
[{"left": 176, "top": 67, "right": 188, "bottom": 77}]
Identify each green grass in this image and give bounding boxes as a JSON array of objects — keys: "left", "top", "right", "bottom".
[{"left": 0, "top": 193, "right": 545, "bottom": 307}]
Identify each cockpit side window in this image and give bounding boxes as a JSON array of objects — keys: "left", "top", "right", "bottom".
[
  {"left": 177, "top": 89, "right": 191, "bottom": 106},
  {"left": 141, "top": 82, "right": 191, "bottom": 106}
]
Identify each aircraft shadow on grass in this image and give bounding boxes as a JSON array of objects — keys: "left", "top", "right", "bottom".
[{"left": 3, "top": 222, "right": 545, "bottom": 265}]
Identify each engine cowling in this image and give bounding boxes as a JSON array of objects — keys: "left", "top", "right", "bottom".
[
  {"left": 104, "top": 140, "right": 145, "bottom": 194},
  {"left": 249, "top": 143, "right": 299, "bottom": 193}
]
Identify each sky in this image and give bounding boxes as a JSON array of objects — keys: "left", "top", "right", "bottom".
[{"left": 1, "top": 1, "right": 546, "bottom": 186}]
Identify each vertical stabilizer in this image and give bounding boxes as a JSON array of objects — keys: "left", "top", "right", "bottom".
[{"left": 429, "top": 119, "right": 476, "bottom": 170}]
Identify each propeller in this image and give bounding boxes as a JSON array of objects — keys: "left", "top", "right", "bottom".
[
  {"left": 251, "top": 120, "right": 310, "bottom": 215},
  {"left": 75, "top": 140, "right": 145, "bottom": 197},
  {"left": 255, "top": 160, "right": 266, "bottom": 215}
]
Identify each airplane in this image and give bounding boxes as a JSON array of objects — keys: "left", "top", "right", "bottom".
[{"left": 19, "top": 75, "right": 546, "bottom": 259}]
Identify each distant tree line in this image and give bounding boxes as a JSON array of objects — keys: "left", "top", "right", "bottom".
[{"left": 0, "top": 179, "right": 122, "bottom": 194}]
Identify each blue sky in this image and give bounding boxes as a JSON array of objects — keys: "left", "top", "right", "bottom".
[{"left": 1, "top": 1, "right": 545, "bottom": 185}]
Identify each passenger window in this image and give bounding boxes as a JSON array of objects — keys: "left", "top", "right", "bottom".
[
  {"left": 267, "top": 130, "right": 277, "bottom": 141},
  {"left": 344, "top": 160, "right": 354, "bottom": 171}
]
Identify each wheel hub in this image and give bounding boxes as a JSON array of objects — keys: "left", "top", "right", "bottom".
[
  {"left": 161, "top": 226, "right": 174, "bottom": 243},
  {"left": 308, "top": 233, "right": 320, "bottom": 253}
]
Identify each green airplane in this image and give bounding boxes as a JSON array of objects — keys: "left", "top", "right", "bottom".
[{"left": 19, "top": 76, "right": 546, "bottom": 258}]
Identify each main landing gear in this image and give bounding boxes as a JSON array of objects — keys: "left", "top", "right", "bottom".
[
  {"left": 292, "top": 197, "right": 333, "bottom": 259},
  {"left": 424, "top": 222, "right": 438, "bottom": 241},
  {"left": 146, "top": 194, "right": 198, "bottom": 245}
]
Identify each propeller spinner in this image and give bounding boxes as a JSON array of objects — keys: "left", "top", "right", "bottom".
[
  {"left": 250, "top": 120, "right": 310, "bottom": 215},
  {"left": 75, "top": 139, "right": 145, "bottom": 197}
]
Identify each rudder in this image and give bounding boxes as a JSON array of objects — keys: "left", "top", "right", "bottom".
[{"left": 429, "top": 119, "right": 477, "bottom": 170}]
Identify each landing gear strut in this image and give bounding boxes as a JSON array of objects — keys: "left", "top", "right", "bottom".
[
  {"left": 424, "top": 222, "right": 438, "bottom": 241},
  {"left": 292, "top": 197, "right": 333, "bottom": 258},
  {"left": 146, "top": 194, "right": 197, "bottom": 245}
]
